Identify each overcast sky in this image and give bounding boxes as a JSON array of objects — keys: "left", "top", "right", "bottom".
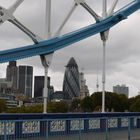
[{"left": 0, "top": 0, "right": 140, "bottom": 97}]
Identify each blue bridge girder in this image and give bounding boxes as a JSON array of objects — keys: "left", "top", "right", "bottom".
[{"left": 0, "top": 0, "right": 140, "bottom": 63}]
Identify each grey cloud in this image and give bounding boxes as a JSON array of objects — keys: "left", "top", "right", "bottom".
[{"left": 0, "top": 0, "right": 140, "bottom": 96}]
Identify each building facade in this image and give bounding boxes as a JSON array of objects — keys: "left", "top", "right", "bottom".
[
  {"left": 34, "top": 76, "right": 54, "bottom": 101},
  {"left": 0, "top": 78, "right": 12, "bottom": 94},
  {"left": 6, "top": 61, "right": 18, "bottom": 90},
  {"left": 17, "top": 66, "right": 33, "bottom": 98},
  {"left": 79, "top": 72, "right": 89, "bottom": 99},
  {"left": 113, "top": 84, "right": 129, "bottom": 97},
  {"left": 50, "top": 91, "right": 67, "bottom": 101},
  {"left": 6, "top": 61, "right": 33, "bottom": 98},
  {"left": 34, "top": 76, "right": 44, "bottom": 98},
  {"left": 63, "top": 57, "right": 80, "bottom": 100},
  {"left": 0, "top": 94, "right": 18, "bottom": 108}
]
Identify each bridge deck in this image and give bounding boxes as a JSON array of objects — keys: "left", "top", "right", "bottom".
[{"left": 1, "top": 113, "right": 140, "bottom": 140}]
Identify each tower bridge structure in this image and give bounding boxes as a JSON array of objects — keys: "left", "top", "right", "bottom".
[
  {"left": 0, "top": 0, "right": 140, "bottom": 62},
  {"left": 0, "top": 0, "right": 140, "bottom": 113}
]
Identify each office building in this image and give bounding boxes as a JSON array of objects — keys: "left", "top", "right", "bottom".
[
  {"left": 79, "top": 72, "right": 89, "bottom": 99},
  {"left": 50, "top": 91, "right": 66, "bottom": 101},
  {"left": 6, "top": 61, "right": 18, "bottom": 90},
  {"left": 113, "top": 84, "right": 129, "bottom": 97},
  {"left": 0, "top": 78, "right": 12, "bottom": 94},
  {"left": 63, "top": 57, "right": 80, "bottom": 100},
  {"left": 0, "top": 79, "right": 19, "bottom": 108},
  {"left": 34, "top": 76, "right": 44, "bottom": 98},
  {"left": 0, "top": 94, "right": 18, "bottom": 108},
  {"left": 17, "top": 66, "right": 33, "bottom": 98},
  {"left": 34, "top": 76, "right": 54, "bottom": 101}
]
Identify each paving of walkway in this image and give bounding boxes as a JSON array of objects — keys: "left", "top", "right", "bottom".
[{"left": 3, "top": 128, "right": 140, "bottom": 140}]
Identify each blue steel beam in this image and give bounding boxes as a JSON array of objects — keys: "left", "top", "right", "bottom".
[{"left": 0, "top": 0, "right": 140, "bottom": 63}]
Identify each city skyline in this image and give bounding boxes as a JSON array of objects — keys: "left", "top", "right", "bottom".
[
  {"left": 0, "top": 60, "right": 130, "bottom": 99},
  {"left": 0, "top": 0, "right": 140, "bottom": 97}
]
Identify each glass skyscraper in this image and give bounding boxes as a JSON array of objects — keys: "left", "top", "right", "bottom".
[
  {"left": 17, "top": 66, "right": 33, "bottom": 98},
  {"left": 34, "top": 76, "right": 44, "bottom": 98},
  {"left": 63, "top": 57, "right": 80, "bottom": 100},
  {"left": 6, "top": 61, "right": 33, "bottom": 98},
  {"left": 34, "top": 76, "right": 54, "bottom": 101},
  {"left": 6, "top": 61, "right": 18, "bottom": 90}
]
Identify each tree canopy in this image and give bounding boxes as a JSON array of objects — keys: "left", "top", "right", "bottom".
[
  {"left": 0, "top": 99, "right": 6, "bottom": 113},
  {"left": 3, "top": 92, "right": 140, "bottom": 113}
]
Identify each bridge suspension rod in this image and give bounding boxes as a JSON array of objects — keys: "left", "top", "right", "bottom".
[{"left": 0, "top": 0, "right": 139, "bottom": 63}]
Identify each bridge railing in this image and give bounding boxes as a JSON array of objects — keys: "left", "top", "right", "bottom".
[{"left": 0, "top": 113, "right": 140, "bottom": 140}]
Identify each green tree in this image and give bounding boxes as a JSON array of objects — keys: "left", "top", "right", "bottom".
[
  {"left": 91, "top": 92, "right": 102, "bottom": 111},
  {"left": 109, "top": 93, "right": 120, "bottom": 112},
  {"left": 128, "top": 97, "right": 135, "bottom": 110},
  {"left": 48, "top": 101, "right": 68, "bottom": 113},
  {"left": 0, "top": 99, "right": 6, "bottom": 113},
  {"left": 70, "top": 99, "right": 81, "bottom": 112},
  {"left": 6, "top": 104, "right": 43, "bottom": 113},
  {"left": 81, "top": 96, "right": 93, "bottom": 112},
  {"left": 128, "top": 95, "right": 140, "bottom": 111},
  {"left": 94, "top": 106, "right": 102, "bottom": 112},
  {"left": 118, "top": 94, "right": 129, "bottom": 112},
  {"left": 91, "top": 92, "right": 129, "bottom": 112},
  {"left": 130, "top": 98, "right": 140, "bottom": 112}
]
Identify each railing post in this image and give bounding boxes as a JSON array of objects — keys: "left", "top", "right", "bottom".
[
  {"left": 79, "top": 119, "right": 82, "bottom": 140},
  {"left": 46, "top": 120, "right": 49, "bottom": 140},
  {"left": 105, "top": 118, "right": 108, "bottom": 140},
  {"left": 128, "top": 117, "right": 131, "bottom": 140},
  {"left": 4, "top": 121, "right": 7, "bottom": 140}
]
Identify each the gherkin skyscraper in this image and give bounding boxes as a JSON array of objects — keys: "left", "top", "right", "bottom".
[{"left": 63, "top": 57, "right": 80, "bottom": 100}]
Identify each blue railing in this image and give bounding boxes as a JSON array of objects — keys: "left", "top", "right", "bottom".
[{"left": 0, "top": 113, "right": 140, "bottom": 140}]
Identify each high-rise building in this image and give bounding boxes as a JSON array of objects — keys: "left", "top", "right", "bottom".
[
  {"left": 34, "top": 76, "right": 54, "bottom": 101},
  {"left": 113, "top": 84, "right": 129, "bottom": 97},
  {"left": 5, "top": 62, "right": 34, "bottom": 98},
  {"left": 6, "top": 61, "right": 18, "bottom": 89},
  {"left": 79, "top": 72, "right": 89, "bottom": 99},
  {"left": 17, "top": 66, "right": 33, "bottom": 98},
  {"left": 34, "top": 76, "right": 44, "bottom": 98},
  {"left": 63, "top": 57, "right": 80, "bottom": 100}
]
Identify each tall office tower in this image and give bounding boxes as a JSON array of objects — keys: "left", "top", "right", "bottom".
[
  {"left": 47, "top": 77, "right": 54, "bottom": 101},
  {"left": 113, "top": 84, "right": 129, "bottom": 97},
  {"left": 6, "top": 61, "right": 18, "bottom": 89},
  {"left": 17, "top": 66, "right": 33, "bottom": 98},
  {"left": 34, "top": 76, "right": 54, "bottom": 101},
  {"left": 63, "top": 57, "right": 80, "bottom": 100},
  {"left": 79, "top": 72, "right": 89, "bottom": 99},
  {"left": 34, "top": 76, "right": 44, "bottom": 98}
]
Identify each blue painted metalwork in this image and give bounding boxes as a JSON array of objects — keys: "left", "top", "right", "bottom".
[
  {"left": 1, "top": 112, "right": 140, "bottom": 120},
  {"left": 0, "top": 113, "right": 140, "bottom": 140},
  {"left": 0, "top": 0, "right": 139, "bottom": 63}
]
